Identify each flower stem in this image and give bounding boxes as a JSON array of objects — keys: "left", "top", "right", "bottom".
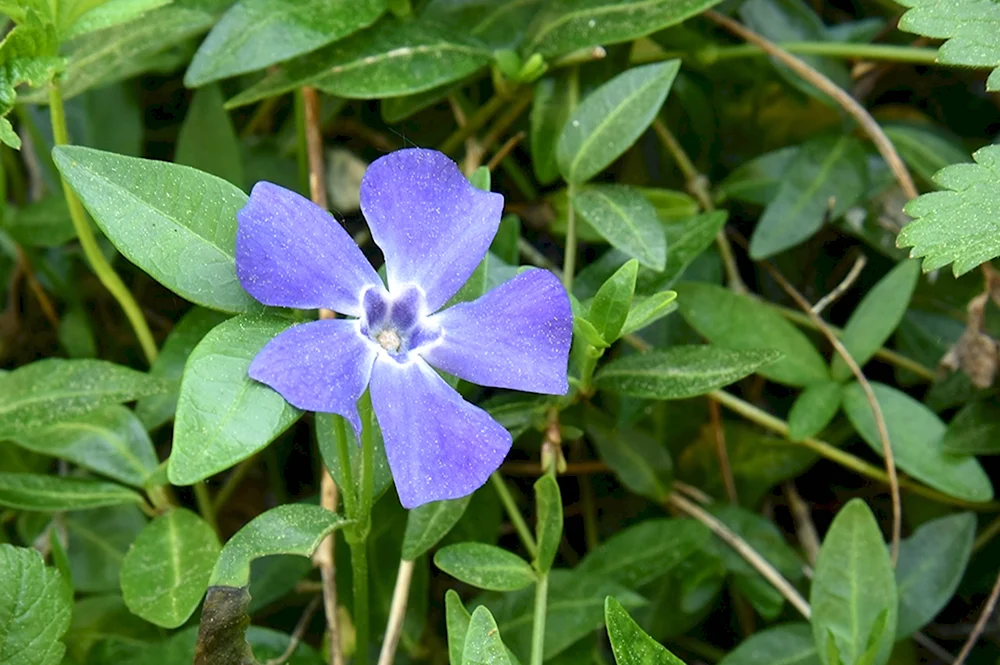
[
  {"left": 562, "top": 182, "right": 577, "bottom": 291},
  {"left": 48, "top": 80, "right": 158, "bottom": 366},
  {"left": 529, "top": 570, "right": 549, "bottom": 665},
  {"left": 349, "top": 539, "right": 370, "bottom": 665},
  {"left": 333, "top": 415, "right": 358, "bottom": 518},
  {"left": 489, "top": 473, "right": 537, "bottom": 558},
  {"left": 347, "top": 391, "right": 376, "bottom": 665}
]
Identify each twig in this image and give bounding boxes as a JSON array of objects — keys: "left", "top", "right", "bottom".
[
  {"left": 704, "top": 11, "right": 918, "bottom": 200},
  {"left": 783, "top": 482, "right": 820, "bottom": 565},
  {"left": 709, "top": 399, "right": 738, "bottom": 504},
  {"left": 302, "top": 87, "right": 329, "bottom": 211},
  {"left": 912, "top": 633, "right": 956, "bottom": 664},
  {"left": 486, "top": 131, "right": 526, "bottom": 172},
  {"left": 952, "top": 571, "right": 1000, "bottom": 665},
  {"left": 673, "top": 481, "right": 714, "bottom": 505},
  {"left": 376, "top": 559, "right": 416, "bottom": 665},
  {"left": 264, "top": 595, "right": 323, "bottom": 665},
  {"left": 812, "top": 254, "right": 867, "bottom": 315}
]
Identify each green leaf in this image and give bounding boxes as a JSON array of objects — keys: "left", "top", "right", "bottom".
[
  {"left": 52, "top": 145, "right": 257, "bottom": 313},
  {"left": 210, "top": 504, "right": 348, "bottom": 587},
  {"left": 533, "top": 474, "right": 562, "bottom": 574},
  {"left": 185, "top": 0, "right": 386, "bottom": 86},
  {"left": 573, "top": 185, "right": 667, "bottom": 269},
  {"left": 0, "top": 473, "right": 143, "bottom": 511},
  {"left": 748, "top": 134, "right": 867, "bottom": 259},
  {"left": 556, "top": 61, "right": 680, "bottom": 184},
  {"left": 606, "top": 596, "right": 685, "bottom": 665},
  {"left": 589, "top": 259, "right": 638, "bottom": 343},
  {"left": 402, "top": 495, "right": 471, "bottom": 561},
  {"left": 120, "top": 508, "right": 221, "bottom": 628},
  {"left": 584, "top": 406, "right": 673, "bottom": 501},
  {"left": 577, "top": 518, "right": 709, "bottom": 588},
  {"left": 175, "top": 84, "right": 244, "bottom": 188},
  {"left": 718, "top": 624, "right": 819, "bottom": 665},
  {"left": 65, "top": 505, "right": 146, "bottom": 592},
  {"left": 620, "top": 290, "right": 677, "bottom": 336},
  {"left": 897, "top": 0, "right": 1000, "bottom": 91},
  {"left": 810, "top": 499, "right": 897, "bottom": 665},
  {"left": 468, "top": 166, "right": 491, "bottom": 191},
  {"left": 787, "top": 382, "right": 842, "bottom": 441},
  {"left": 0, "top": 544, "right": 72, "bottom": 665},
  {"left": 531, "top": 72, "right": 577, "bottom": 185},
  {"left": 64, "top": 0, "right": 172, "bottom": 39},
  {"left": 525, "top": 0, "right": 725, "bottom": 58},
  {"left": 463, "top": 606, "right": 513, "bottom": 665},
  {"left": 4, "top": 196, "right": 75, "bottom": 248},
  {"left": 446, "top": 589, "right": 472, "bottom": 665},
  {"left": 11, "top": 405, "right": 159, "bottom": 488},
  {"left": 168, "top": 315, "right": 303, "bottom": 486},
  {"left": 895, "top": 513, "right": 975, "bottom": 638},
  {"left": 0, "top": 12, "right": 62, "bottom": 149},
  {"left": 841, "top": 382, "right": 993, "bottom": 502},
  {"left": 831, "top": 261, "right": 920, "bottom": 381},
  {"left": 652, "top": 210, "right": 727, "bottom": 291},
  {"left": 135, "top": 308, "right": 231, "bottom": 431},
  {"left": 675, "top": 282, "right": 830, "bottom": 386},
  {"left": 899, "top": 144, "right": 1000, "bottom": 276},
  {"left": 226, "top": 19, "right": 490, "bottom": 107},
  {"left": 421, "top": 0, "right": 544, "bottom": 51},
  {"left": 0, "top": 359, "right": 163, "bottom": 439},
  {"left": 883, "top": 123, "right": 972, "bottom": 185},
  {"left": 434, "top": 543, "right": 536, "bottom": 591},
  {"left": 716, "top": 146, "right": 800, "bottom": 206},
  {"left": 315, "top": 412, "right": 393, "bottom": 506},
  {"left": 595, "top": 346, "right": 783, "bottom": 399},
  {"left": 942, "top": 400, "right": 1000, "bottom": 454}
]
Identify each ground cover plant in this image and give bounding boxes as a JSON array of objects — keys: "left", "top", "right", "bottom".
[{"left": 1, "top": 0, "right": 999, "bottom": 664}]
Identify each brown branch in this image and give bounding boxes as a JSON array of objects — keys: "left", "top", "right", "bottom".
[
  {"left": 952, "top": 571, "right": 1000, "bottom": 665},
  {"left": 709, "top": 398, "right": 738, "bottom": 504},
  {"left": 813, "top": 254, "right": 867, "bottom": 316},
  {"left": 264, "top": 595, "right": 322, "bottom": 665},
  {"left": 376, "top": 559, "right": 416, "bottom": 665},
  {"left": 486, "top": 131, "right": 526, "bottom": 172}
]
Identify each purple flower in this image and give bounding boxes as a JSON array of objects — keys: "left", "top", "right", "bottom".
[{"left": 235, "top": 149, "right": 573, "bottom": 508}]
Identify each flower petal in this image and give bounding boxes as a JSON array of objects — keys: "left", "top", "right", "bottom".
[
  {"left": 360, "top": 149, "right": 504, "bottom": 311},
  {"left": 237, "top": 182, "right": 381, "bottom": 316},
  {"left": 422, "top": 269, "right": 572, "bottom": 394},
  {"left": 249, "top": 319, "right": 376, "bottom": 432},
  {"left": 369, "top": 356, "right": 511, "bottom": 508}
]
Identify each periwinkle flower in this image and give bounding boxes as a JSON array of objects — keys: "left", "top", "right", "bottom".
[{"left": 235, "top": 149, "right": 573, "bottom": 508}]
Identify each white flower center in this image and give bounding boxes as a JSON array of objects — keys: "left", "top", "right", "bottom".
[{"left": 376, "top": 329, "right": 402, "bottom": 352}]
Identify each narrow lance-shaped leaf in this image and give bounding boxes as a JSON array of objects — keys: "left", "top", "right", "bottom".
[
  {"left": 434, "top": 543, "right": 536, "bottom": 592},
  {"left": 0, "top": 473, "right": 144, "bottom": 512},
  {"left": 606, "top": 596, "right": 687, "bottom": 665},
  {"left": 533, "top": 474, "right": 562, "bottom": 574},
  {"left": 531, "top": 71, "right": 578, "bottom": 185},
  {"left": 175, "top": 84, "right": 245, "bottom": 188},
  {"left": 787, "top": 382, "right": 842, "bottom": 442},
  {"left": 402, "top": 495, "right": 471, "bottom": 561},
  {"left": 584, "top": 406, "right": 673, "bottom": 502},
  {"left": 588, "top": 259, "right": 638, "bottom": 344},
  {"left": 573, "top": 185, "right": 667, "bottom": 270}
]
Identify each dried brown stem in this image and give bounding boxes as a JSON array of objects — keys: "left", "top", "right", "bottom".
[
  {"left": 709, "top": 398, "right": 738, "bottom": 504},
  {"left": 376, "top": 559, "right": 416, "bottom": 665},
  {"left": 486, "top": 131, "right": 526, "bottom": 172},
  {"left": 952, "top": 571, "right": 1000, "bottom": 665},
  {"left": 812, "top": 254, "right": 867, "bottom": 316},
  {"left": 784, "top": 482, "right": 820, "bottom": 565},
  {"left": 264, "top": 595, "right": 322, "bottom": 665}
]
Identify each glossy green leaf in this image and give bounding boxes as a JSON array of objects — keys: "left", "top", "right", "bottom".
[
  {"left": 463, "top": 606, "right": 513, "bottom": 665},
  {"left": 531, "top": 71, "right": 577, "bottom": 184},
  {"left": 0, "top": 358, "right": 163, "bottom": 439},
  {"left": 811, "top": 499, "right": 897, "bottom": 665},
  {"left": 787, "top": 382, "right": 842, "bottom": 441},
  {"left": 584, "top": 406, "right": 673, "bottom": 501},
  {"left": 718, "top": 623, "right": 819, "bottom": 665},
  {"left": 572, "top": 185, "right": 667, "bottom": 269},
  {"left": 402, "top": 495, "right": 472, "bottom": 561},
  {"left": 533, "top": 474, "right": 562, "bottom": 574},
  {"left": 168, "top": 315, "right": 303, "bottom": 486},
  {"left": 434, "top": 543, "right": 536, "bottom": 591},
  {"left": 525, "top": 0, "right": 725, "bottom": 58},
  {"left": 52, "top": 146, "right": 256, "bottom": 313},
  {"left": 606, "top": 596, "right": 685, "bottom": 665},
  {"left": 64, "top": 0, "right": 171, "bottom": 39},
  {"left": 589, "top": 259, "right": 638, "bottom": 343},
  {"left": 831, "top": 261, "right": 920, "bottom": 381},
  {"left": 226, "top": 19, "right": 490, "bottom": 107},
  {"left": 421, "top": 0, "right": 544, "bottom": 51},
  {"left": 899, "top": 145, "right": 1000, "bottom": 276},
  {"left": 185, "top": 0, "right": 386, "bottom": 86},
  {"left": 842, "top": 382, "right": 993, "bottom": 502},
  {"left": 596, "top": 346, "right": 782, "bottom": 399},
  {"left": 557, "top": 61, "right": 680, "bottom": 184},
  {"left": 895, "top": 513, "right": 975, "bottom": 638},
  {"left": 211, "top": 504, "right": 348, "bottom": 587},
  {"left": 11, "top": 405, "right": 158, "bottom": 488},
  {"left": 0, "top": 473, "right": 143, "bottom": 511},
  {"left": 675, "top": 282, "right": 829, "bottom": 386},
  {"left": 749, "top": 134, "right": 867, "bottom": 259},
  {"left": 446, "top": 589, "right": 472, "bottom": 665},
  {"left": 898, "top": 0, "right": 1000, "bottom": 90},
  {"left": 120, "top": 508, "right": 221, "bottom": 628},
  {"left": 0, "top": 544, "right": 72, "bottom": 665},
  {"left": 65, "top": 505, "right": 146, "bottom": 593},
  {"left": 942, "top": 400, "right": 1000, "bottom": 454},
  {"left": 620, "top": 290, "right": 678, "bottom": 336},
  {"left": 883, "top": 123, "right": 972, "bottom": 185},
  {"left": 577, "top": 518, "right": 709, "bottom": 587},
  {"left": 175, "top": 84, "right": 244, "bottom": 188}
]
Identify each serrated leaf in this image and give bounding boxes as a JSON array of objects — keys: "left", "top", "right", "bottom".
[
  {"left": 121, "top": 508, "right": 221, "bottom": 628},
  {"left": 749, "top": 134, "right": 867, "bottom": 259},
  {"left": 557, "top": 61, "right": 680, "bottom": 184},
  {"left": 595, "top": 346, "right": 782, "bottom": 399},
  {"left": 811, "top": 500, "right": 897, "bottom": 665},
  {"left": 168, "top": 315, "right": 303, "bottom": 486},
  {"left": 606, "top": 596, "right": 685, "bottom": 665},
  {"left": 841, "top": 381, "right": 993, "bottom": 502},
  {"left": 897, "top": 0, "right": 1000, "bottom": 91},
  {"left": 899, "top": 144, "right": 1000, "bottom": 276},
  {"left": 434, "top": 543, "right": 536, "bottom": 591},
  {"left": 0, "top": 12, "right": 62, "bottom": 149},
  {"left": 402, "top": 495, "right": 471, "bottom": 561},
  {"left": 573, "top": 185, "right": 667, "bottom": 269},
  {"left": 533, "top": 475, "right": 562, "bottom": 574},
  {"left": 577, "top": 518, "right": 709, "bottom": 587},
  {"left": 11, "top": 405, "right": 159, "bottom": 488},
  {"left": 584, "top": 406, "right": 674, "bottom": 501},
  {"left": 0, "top": 359, "right": 164, "bottom": 439},
  {"left": 185, "top": 0, "right": 386, "bottom": 86},
  {"left": 718, "top": 624, "right": 819, "bottom": 665},
  {"left": 0, "top": 545, "right": 72, "bottom": 665},
  {"left": 0, "top": 473, "right": 144, "bottom": 511},
  {"left": 787, "top": 382, "right": 841, "bottom": 441},
  {"left": 589, "top": 259, "right": 638, "bottom": 343},
  {"left": 942, "top": 399, "right": 1000, "bottom": 454},
  {"left": 52, "top": 146, "right": 257, "bottom": 312},
  {"left": 175, "top": 84, "right": 244, "bottom": 188},
  {"left": 895, "top": 512, "right": 975, "bottom": 638},
  {"left": 463, "top": 606, "right": 513, "bottom": 665},
  {"left": 675, "top": 282, "right": 829, "bottom": 386}
]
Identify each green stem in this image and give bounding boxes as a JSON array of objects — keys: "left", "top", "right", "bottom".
[
  {"left": 635, "top": 41, "right": 941, "bottom": 66},
  {"left": 358, "top": 392, "right": 375, "bottom": 524},
  {"left": 438, "top": 94, "right": 508, "bottom": 155},
  {"left": 529, "top": 571, "right": 549, "bottom": 665},
  {"left": 211, "top": 455, "right": 257, "bottom": 512},
  {"left": 489, "top": 473, "right": 538, "bottom": 558},
  {"left": 346, "top": 391, "right": 376, "bottom": 665},
  {"left": 349, "top": 539, "right": 370, "bottom": 665},
  {"left": 192, "top": 481, "right": 219, "bottom": 537},
  {"left": 563, "top": 182, "right": 577, "bottom": 291},
  {"left": 48, "top": 82, "right": 158, "bottom": 366},
  {"left": 333, "top": 415, "right": 358, "bottom": 518}
]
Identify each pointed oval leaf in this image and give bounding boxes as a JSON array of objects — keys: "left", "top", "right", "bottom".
[
  {"left": 446, "top": 589, "right": 472, "bottom": 665},
  {"left": 434, "top": 543, "right": 536, "bottom": 591},
  {"left": 531, "top": 72, "right": 578, "bottom": 185},
  {"left": 718, "top": 623, "right": 819, "bottom": 665},
  {"left": 606, "top": 596, "right": 686, "bottom": 665},
  {"left": 533, "top": 474, "right": 562, "bottom": 574},
  {"left": 52, "top": 145, "right": 256, "bottom": 313},
  {"left": 573, "top": 185, "right": 667, "bottom": 269},
  {"left": 402, "top": 495, "right": 471, "bottom": 561},
  {"left": 121, "top": 508, "right": 222, "bottom": 628},
  {"left": 942, "top": 400, "right": 1000, "bottom": 455},
  {"left": 168, "top": 315, "right": 303, "bottom": 486},
  {"left": 620, "top": 290, "right": 678, "bottom": 337},
  {"left": 557, "top": 61, "right": 680, "bottom": 184},
  {"left": 0, "top": 544, "right": 72, "bottom": 665},
  {"left": 0, "top": 473, "right": 143, "bottom": 511},
  {"left": 175, "top": 84, "right": 244, "bottom": 188},
  {"left": 584, "top": 406, "right": 674, "bottom": 501},
  {"left": 787, "top": 382, "right": 842, "bottom": 442},
  {"left": 589, "top": 259, "right": 638, "bottom": 343},
  {"left": 463, "top": 606, "right": 513, "bottom": 665}
]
